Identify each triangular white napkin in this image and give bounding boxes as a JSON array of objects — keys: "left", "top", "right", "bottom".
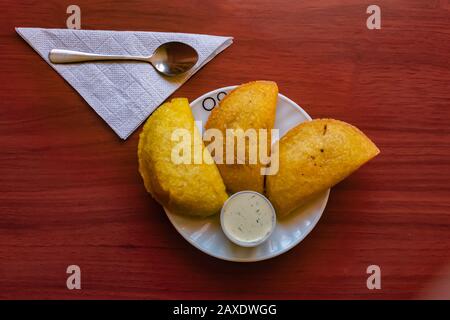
[{"left": 16, "top": 28, "right": 233, "bottom": 139}]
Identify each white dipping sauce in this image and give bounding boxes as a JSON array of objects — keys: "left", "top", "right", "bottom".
[{"left": 221, "top": 191, "right": 275, "bottom": 246}]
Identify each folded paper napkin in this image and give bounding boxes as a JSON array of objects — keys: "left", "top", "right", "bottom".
[{"left": 16, "top": 27, "right": 233, "bottom": 139}]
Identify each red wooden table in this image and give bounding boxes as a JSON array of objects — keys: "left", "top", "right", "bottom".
[{"left": 1, "top": 0, "right": 450, "bottom": 299}]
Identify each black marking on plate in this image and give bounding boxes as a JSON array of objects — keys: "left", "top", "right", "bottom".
[
  {"left": 202, "top": 97, "right": 216, "bottom": 111},
  {"left": 217, "top": 91, "right": 227, "bottom": 101}
]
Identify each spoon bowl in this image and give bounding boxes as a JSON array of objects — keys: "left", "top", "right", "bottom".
[{"left": 151, "top": 42, "right": 199, "bottom": 76}]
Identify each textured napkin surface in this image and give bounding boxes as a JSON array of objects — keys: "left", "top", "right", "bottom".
[{"left": 16, "top": 28, "right": 233, "bottom": 139}]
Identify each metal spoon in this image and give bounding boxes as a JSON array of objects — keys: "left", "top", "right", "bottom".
[{"left": 48, "top": 41, "right": 199, "bottom": 76}]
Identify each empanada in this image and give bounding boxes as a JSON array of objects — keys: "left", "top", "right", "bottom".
[
  {"left": 205, "top": 81, "right": 278, "bottom": 193},
  {"left": 138, "top": 98, "right": 228, "bottom": 217},
  {"left": 266, "top": 119, "right": 379, "bottom": 217}
]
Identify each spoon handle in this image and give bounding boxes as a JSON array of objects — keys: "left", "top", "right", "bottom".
[{"left": 49, "top": 49, "right": 150, "bottom": 64}]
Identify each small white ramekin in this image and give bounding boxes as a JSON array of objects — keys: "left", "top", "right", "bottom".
[{"left": 220, "top": 191, "right": 277, "bottom": 247}]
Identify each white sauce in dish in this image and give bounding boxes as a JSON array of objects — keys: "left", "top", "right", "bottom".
[{"left": 221, "top": 192, "right": 275, "bottom": 245}]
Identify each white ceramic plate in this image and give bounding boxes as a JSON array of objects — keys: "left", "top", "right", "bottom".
[{"left": 165, "top": 86, "right": 330, "bottom": 262}]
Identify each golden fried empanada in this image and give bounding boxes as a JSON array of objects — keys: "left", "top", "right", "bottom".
[
  {"left": 138, "top": 98, "right": 228, "bottom": 217},
  {"left": 205, "top": 81, "right": 278, "bottom": 194},
  {"left": 266, "top": 119, "right": 379, "bottom": 217}
]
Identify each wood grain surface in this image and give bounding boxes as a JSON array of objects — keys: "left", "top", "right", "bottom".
[{"left": 1, "top": 0, "right": 450, "bottom": 299}]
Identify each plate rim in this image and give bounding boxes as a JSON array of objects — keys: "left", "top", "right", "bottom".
[{"left": 165, "top": 85, "right": 330, "bottom": 262}]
